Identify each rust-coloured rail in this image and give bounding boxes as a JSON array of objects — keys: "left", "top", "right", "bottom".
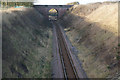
[{"left": 53, "top": 21, "right": 79, "bottom": 79}]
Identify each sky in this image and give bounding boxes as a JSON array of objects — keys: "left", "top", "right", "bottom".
[{"left": 34, "top": 0, "right": 119, "bottom": 5}]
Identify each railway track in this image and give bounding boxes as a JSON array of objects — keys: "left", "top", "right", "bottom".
[{"left": 53, "top": 21, "right": 79, "bottom": 79}]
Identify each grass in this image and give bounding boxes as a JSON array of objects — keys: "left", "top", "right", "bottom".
[
  {"left": 2, "top": 8, "right": 53, "bottom": 78},
  {"left": 60, "top": 3, "right": 118, "bottom": 78},
  {"left": 118, "top": 43, "right": 120, "bottom": 47},
  {"left": 116, "top": 55, "right": 120, "bottom": 60}
]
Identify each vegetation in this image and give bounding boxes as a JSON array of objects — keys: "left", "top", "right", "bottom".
[
  {"left": 0, "top": 1, "right": 33, "bottom": 7},
  {"left": 49, "top": 9, "right": 58, "bottom": 15},
  {"left": 2, "top": 7, "right": 52, "bottom": 78},
  {"left": 118, "top": 43, "right": 120, "bottom": 47},
  {"left": 116, "top": 55, "right": 120, "bottom": 60},
  {"left": 59, "top": 2, "right": 119, "bottom": 78},
  {"left": 67, "top": 1, "right": 79, "bottom": 5},
  {"left": 49, "top": 8, "right": 57, "bottom": 12},
  {"left": 49, "top": 8, "right": 58, "bottom": 20}
]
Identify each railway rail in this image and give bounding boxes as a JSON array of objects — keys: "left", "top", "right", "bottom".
[{"left": 53, "top": 21, "right": 79, "bottom": 79}]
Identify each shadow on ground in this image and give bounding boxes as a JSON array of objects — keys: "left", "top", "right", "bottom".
[{"left": 2, "top": 7, "right": 52, "bottom": 78}]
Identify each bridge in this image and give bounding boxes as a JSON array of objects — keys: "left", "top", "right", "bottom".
[{"left": 33, "top": 5, "right": 73, "bottom": 19}]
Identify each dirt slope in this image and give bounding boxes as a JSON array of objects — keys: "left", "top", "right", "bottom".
[
  {"left": 2, "top": 8, "right": 52, "bottom": 78},
  {"left": 60, "top": 2, "right": 119, "bottom": 78}
]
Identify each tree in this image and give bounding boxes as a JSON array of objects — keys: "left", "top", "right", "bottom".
[
  {"left": 0, "top": 2, "right": 33, "bottom": 7},
  {"left": 67, "top": 1, "right": 79, "bottom": 5}
]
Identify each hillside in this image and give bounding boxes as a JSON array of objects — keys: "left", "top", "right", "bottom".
[
  {"left": 2, "top": 8, "right": 52, "bottom": 78},
  {"left": 59, "top": 2, "right": 119, "bottom": 78}
]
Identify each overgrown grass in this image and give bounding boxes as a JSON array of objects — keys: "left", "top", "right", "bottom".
[{"left": 2, "top": 8, "right": 52, "bottom": 78}]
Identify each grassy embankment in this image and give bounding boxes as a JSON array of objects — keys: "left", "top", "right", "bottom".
[
  {"left": 59, "top": 2, "right": 119, "bottom": 78},
  {"left": 2, "top": 7, "right": 52, "bottom": 78}
]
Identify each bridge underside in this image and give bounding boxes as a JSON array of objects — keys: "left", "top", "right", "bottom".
[{"left": 33, "top": 5, "right": 73, "bottom": 19}]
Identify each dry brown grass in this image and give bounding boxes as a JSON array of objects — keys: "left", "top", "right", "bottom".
[
  {"left": 2, "top": 7, "right": 52, "bottom": 78},
  {"left": 60, "top": 2, "right": 119, "bottom": 78}
]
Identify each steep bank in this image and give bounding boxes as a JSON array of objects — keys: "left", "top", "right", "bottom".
[
  {"left": 2, "top": 8, "right": 52, "bottom": 78},
  {"left": 59, "top": 2, "right": 119, "bottom": 78}
]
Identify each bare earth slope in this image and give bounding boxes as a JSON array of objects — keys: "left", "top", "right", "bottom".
[
  {"left": 2, "top": 8, "right": 52, "bottom": 78},
  {"left": 60, "top": 2, "right": 119, "bottom": 78}
]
